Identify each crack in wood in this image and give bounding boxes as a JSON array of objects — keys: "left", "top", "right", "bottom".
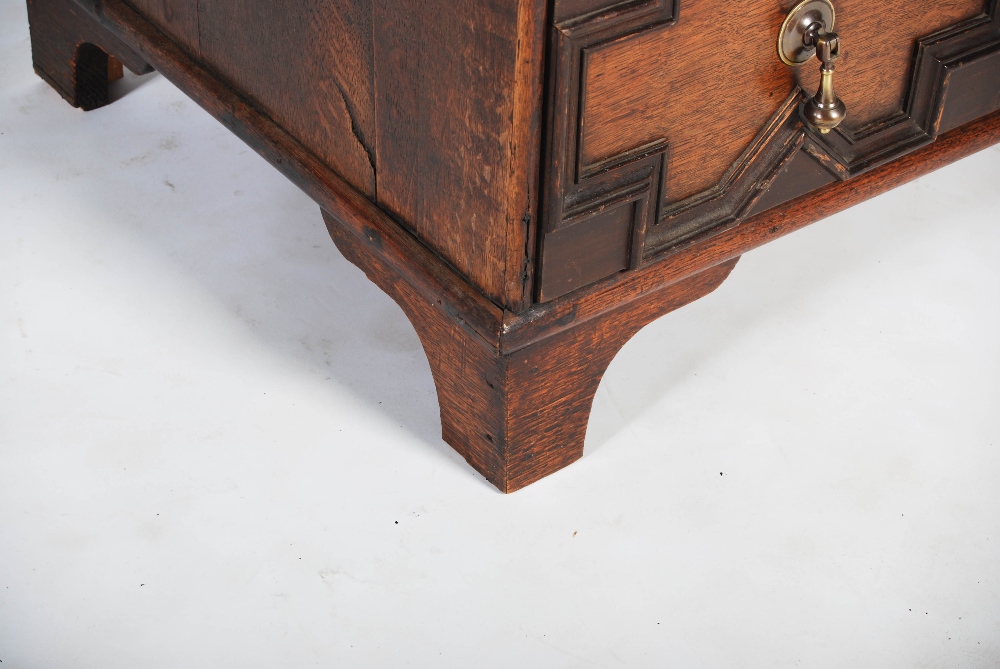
[{"left": 332, "top": 78, "right": 376, "bottom": 178}]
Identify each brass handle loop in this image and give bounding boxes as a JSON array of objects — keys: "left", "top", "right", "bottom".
[{"left": 778, "top": 0, "right": 847, "bottom": 134}]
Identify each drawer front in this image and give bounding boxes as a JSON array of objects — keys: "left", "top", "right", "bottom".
[{"left": 538, "top": 0, "right": 1000, "bottom": 302}]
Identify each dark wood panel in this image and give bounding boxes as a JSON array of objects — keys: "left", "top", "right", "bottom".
[
  {"left": 539, "top": 199, "right": 636, "bottom": 301},
  {"left": 744, "top": 147, "right": 838, "bottom": 218},
  {"left": 127, "top": 0, "right": 199, "bottom": 54},
  {"left": 373, "top": 0, "right": 547, "bottom": 308},
  {"left": 938, "top": 45, "right": 1000, "bottom": 133},
  {"left": 198, "top": 0, "right": 377, "bottom": 197}
]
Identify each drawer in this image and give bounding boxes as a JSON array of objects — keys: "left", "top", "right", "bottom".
[{"left": 538, "top": 0, "right": 1000, "bottom": 301}]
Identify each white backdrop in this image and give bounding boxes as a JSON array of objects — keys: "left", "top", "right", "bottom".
[{"left": 2, "top": 2, "right": 999, "bottom": 667}]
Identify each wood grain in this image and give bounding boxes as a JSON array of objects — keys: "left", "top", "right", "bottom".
[
  {"left": 127, "top": 0, "right": 199, "bottom": 55},
  {"left": 373, "top": 0, "right": 547, "bottom": 307},
  {"left": 744, "top": 147, "right": 837, "bottom": 218},
  {"left": 582, "top": 2, "right": 797, "bottom": 205},
  {"left": 540, "top": 199, "right": 636, "bottom": 300},
  {"left": 198, "top": 0, "right": 377, "bottom": 197},
  {"left": 581, "top": 0, "right": 986, "bottom": 208},
  {"left": 67, "top": 0, "right": 506, "bottom": 344},
  {"left": 795, "top": 0, "right": 986, "bottom": 130}
]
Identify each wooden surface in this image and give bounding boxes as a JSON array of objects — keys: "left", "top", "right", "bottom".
[
  {"left": 743, "top": 147, "right": 838, "bottom": 218},
  {"left": 537, "top": 0, "right": 676, "bottom": 301},
  {"left": 539, "top": 194, "right": 643, "bottom": 301},
  {"left": 795, "top": 0, "right": 986, "bottom": 130},
  {"left": 198, "top": 0, "right": 377, "bottom": 197},
  {"left": 64, "top": 0, "right": 509, "bottom": 344},
  {"left": 542, "top": 0, "right": 997, "bottom": 303},
  {"left": 582, "top": 2, "right": 795, "bottom": 205},
  {"left": 507, "top": 109, "right": 1000, "bottom": 352},
  {"left": 581, "top": 0, "right": 986, "bottom": 207},
  {"left": 553, "top": 0, "right": 631, "bottom": 23},
  {"left": 937, "top": 40, "right": 1000, "bottom": 133},
  {"left": 373, "top": 0, "right": 546, "bottom": 308},
  {"left": 114, "top": 0, "right": 546, "bottom": 307},
  {"left": 55, "top": 0, "right": 998, "bottom": 311},
  {"left": 127, "top": 0, "right": 199, "bottom": 54}
]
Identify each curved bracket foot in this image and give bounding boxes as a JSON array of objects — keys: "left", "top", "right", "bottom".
[{"left": 325, "top": 208, "right": 738, "bottom": 492}]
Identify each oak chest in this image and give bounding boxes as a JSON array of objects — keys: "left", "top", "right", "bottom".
[{"left": 26, "top": 0, "right": 1000, "bottom": 491}]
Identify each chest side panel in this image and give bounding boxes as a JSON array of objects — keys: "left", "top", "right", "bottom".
[
  {"left": 197, "top": 0, "right": 377, "bottom": 197},
  {"left": 119, "top": 0, "right": 546, "bottom": 309},
  {"left": 373, "top": 0, "right": 546, "bottom": 308},
  {"left": 128, "top": 0, "right": 200, "bottom": 54}
]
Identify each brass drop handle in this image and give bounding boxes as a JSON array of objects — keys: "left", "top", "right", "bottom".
[
  {"left": 802, "top": 28, "right": 847, "bottom": 133},
  {"left": 779, "top": 0, "right": 848, "bottom": 134}
]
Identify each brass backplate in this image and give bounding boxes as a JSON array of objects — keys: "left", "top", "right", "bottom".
[{"left": 779, "top": 0, "right": 836, "bottom": 66}]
